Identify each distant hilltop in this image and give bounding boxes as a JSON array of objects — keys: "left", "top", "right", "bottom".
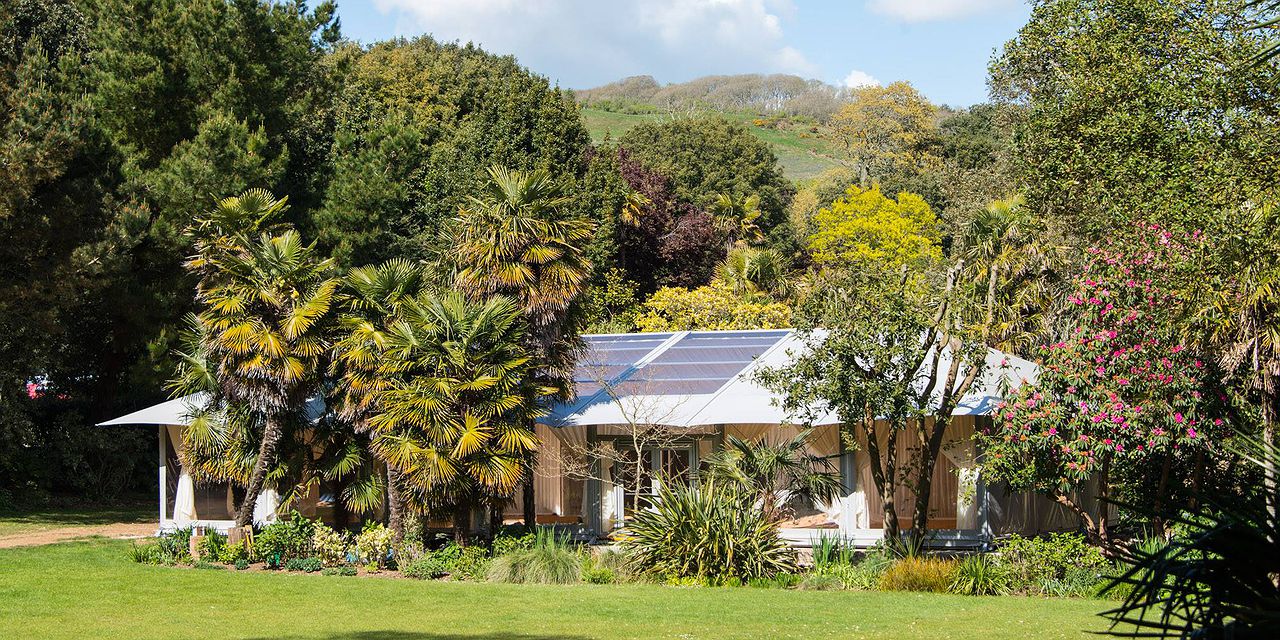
[{"left": 574, "top": 74, "right": 852, "bottom": 121}]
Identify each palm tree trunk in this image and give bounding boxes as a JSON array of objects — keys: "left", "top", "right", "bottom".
[
  {"left": 234, "top": 413, "right": 286, "bottom": 527},
  {"left": 523, "top": 423, "right": 537, "bottom": 527},
  {"left": 1263, "top": 387, "right": 1277, "bottom": 525},
  {"left": 452, "top": 502, "right": 470, "bottom": 546},
  {"left": 387, "top": 465, "right": 405, "bottom": 543}
]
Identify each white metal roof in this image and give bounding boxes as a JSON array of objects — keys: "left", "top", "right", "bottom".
[
  {"left": 99, "top": 330, "right": 1039, "bottom": 429},
  {"left": 542, "top": 329, "right": 1040, "bottom": 429}
]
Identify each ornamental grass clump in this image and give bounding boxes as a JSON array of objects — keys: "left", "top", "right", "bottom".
[
  {"left": 950, "top": 553, "right": 1011, "bottom": 595},
  {"left": 878, "top": 556, "right": 958, "bottom": 593},
  {"left": 487, "top": 528, "right": 582, "bottom": 585},
  {"left": 623, "top": 480, "right": 796, "bottom": 582}
]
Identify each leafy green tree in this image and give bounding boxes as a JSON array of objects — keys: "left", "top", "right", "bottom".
[
  {"left": 717, "top": 246, "right": 792, "bottom": 301},
  {"left": 314, "top": 37, "right": 590, "bottom": 267},
  {"left": 619, "top": 117, "right": 793, "bottom": 242},
  {"left": 709, "top": 192, "right": 764, "bottom": 253},
  {"left": 829, "top": 81, "right": 941, "bottom": 187},
  {"left": 177, "top": 189, "right": 339, "bottom": 527},
  {"left": 990, "top": 0, "right": 1279, "bottom": 237},
  {"left": 367, "top": 292, "right": 540, "bottom": 543}
]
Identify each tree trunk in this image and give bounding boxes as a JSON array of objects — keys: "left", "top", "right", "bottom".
[
  {"left": 1263, "top": 387, "right": 1277, "bottom": 526},
  {"left": 865, "top": 422, "right": 901, "bottom": 546},
  {"left": 234, "top": 413, "right": 286, "bottom": 527},
  {"left": 1054, "top": 491, "right": 1098, "bottom": 539},
  {"left": 452, "top": 502, "right": 470, "bottom": 546},
  {"left": 331, "top": 473, "right": 350, "bottom": 532},
  {"left": 1150, "top": 454, "right": 1173, "bottom": 539},
  {"left": 386, "top": 465, "right": 405, "bottom": 543},
  {"left": 522, "top": 476, "right": 536, "bottom": 528},
  {"left": 490, "top": 500, "right": 504, "bottom": 536},
  {"left": 1097, "top": 458, "right": 1112, "bottom": 547},
  {"left": 908, "top": 417, "right": 951, "bottom": 548}
]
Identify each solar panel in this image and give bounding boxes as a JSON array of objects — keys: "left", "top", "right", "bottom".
[
  {"left": 572, "top": 333, "right": 675, "bottom": 398},
  {"left": 618, "top": 330, "right": 791, "bottom": 395}
]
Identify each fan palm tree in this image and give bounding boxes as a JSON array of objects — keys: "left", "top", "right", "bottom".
[
  {"left": 179, "top": 189, "right": 339, "bottom": 527},
  {"left": 709, "top": 192, "right": 765, "bottom": 253},
  {"left": 366, "top": 291, "right": 543, "bottom": 542},
  {"left": 957, "top": 194, "right": 1064, "bottom": 351},
  {"left": 331, "top": 259, "right": 428, "bottom": 537},
  {"left": 703, "top": 430, "right": 843, "bottom": 523},
  {"left": 717, "top": 246, "right": 792, "bottom": 300},
  {"left": 453, "top": 165, "right": 594, "bottom": 525}
]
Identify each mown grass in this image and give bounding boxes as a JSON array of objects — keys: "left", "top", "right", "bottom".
[
  {"left": 0, "top": 503, "right": 152, "bottom": 537},
  {"left": 0, "top": 539, "right": 1113, "bottom": 640},
  {"left": 580, "top": 107, "right": 842, "bottom": 181}
]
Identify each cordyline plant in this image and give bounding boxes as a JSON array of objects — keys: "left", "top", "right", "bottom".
[{"left": 980, "top": 225, "right": 1232, "bottom": 543}]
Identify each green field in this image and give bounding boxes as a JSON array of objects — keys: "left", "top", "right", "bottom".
[
  {"left": 0, "top": 539, "right": 1114, "bottom": 640},
  {"left": 580, "top": 107, "right": 843, "bottom": 182}
]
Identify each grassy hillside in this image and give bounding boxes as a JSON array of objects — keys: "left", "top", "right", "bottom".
[{"left": 580, "top": 107, "right": 844, "bottom": 182}]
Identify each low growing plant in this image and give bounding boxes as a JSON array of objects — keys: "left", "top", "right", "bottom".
[
  {"left": 998, "top": 533, "right": 1108, "bottom": 596},
  {"left": 878, "top": 557, "right": 958, "bottom": 593},
  {"left": 487, "top": 531, "right": 582, "bottom": 585},
  {"left": 311, "top": 525, "right": 349, "bottom": 568},
  {"left": 403, "top": 555, "right": 450, "bottom": 580},
  {"left": 156, "top": 528, "right": 193, "bottom": 564},
  {"left": 196, "top": 530, "right": 226, "bottom": 561},
  {"left": 255, "top": 514, "right": 317, "bottom": 569},
  {"left": 624, "top": 481, "right": 796, "bottom": 581},
  {"left": 321, "top": 566, "right": 358, "bottom": 576},
  {"left": 284, "top": 557, "right": 324, "bottom": 573},
  {"left": 234, "top": 558, "right": 250, "bottom": 571},
  {"left": 218, "top": 540, "right": 250, "bottom": 565},
  {"left": 950, "top": 554, "right": 1010, "bottom": 596},
  {"left": 355, "top": 523, "right": 396, "bottom": 571}
]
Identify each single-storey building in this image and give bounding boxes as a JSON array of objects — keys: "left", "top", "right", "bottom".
[{"left": 100, "top": 329, "right": 1098, "bottom": 546}]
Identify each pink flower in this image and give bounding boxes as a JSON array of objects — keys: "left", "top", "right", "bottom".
[
  {"left": 1187, "top": 428, "right": 1197, "bottom": 438},
  {"left": 1048, "top": 428, "right": 1057, "bottom": 436},
  {"left": 1174, "top": 413, "right": 1184, "bottom": 423}
]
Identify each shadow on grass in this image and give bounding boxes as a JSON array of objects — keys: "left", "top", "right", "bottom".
[
  {"left": 247, "top": 633, "right": 595, "bottom": 640},
  {"left": 0, "top": 503, "right": 154, "bottom": 528}
]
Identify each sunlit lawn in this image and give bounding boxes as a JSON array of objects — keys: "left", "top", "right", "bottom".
[{"left": 0, "top": 539, "right": 1114, "bottom": 640}]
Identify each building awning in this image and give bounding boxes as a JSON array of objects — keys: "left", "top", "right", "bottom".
[{"left": 97, "top": 393, "right": 211, "bottom": 426}]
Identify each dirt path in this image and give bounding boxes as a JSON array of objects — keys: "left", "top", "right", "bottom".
[{"left": 0, "top": 522, "right": 155, "bottom": 549}]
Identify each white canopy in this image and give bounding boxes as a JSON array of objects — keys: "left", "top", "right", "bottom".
[
  {"left": 542, "top": 329, "right": 1039, "bottom": 429},
  {"left": 97, "top": 393, "right": 212, "bottom": 426}
]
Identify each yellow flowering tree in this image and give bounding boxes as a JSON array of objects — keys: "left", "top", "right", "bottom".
[
  {"left": 636, "top": 282, "right": 792, "bottom": 332},
  {"left": 807, "top": 185, "right": 941, "bottom": 272}
]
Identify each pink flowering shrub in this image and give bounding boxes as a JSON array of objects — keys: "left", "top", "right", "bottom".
[{"left": 980, "top": 225, "right": 1230, "bottom": 536}]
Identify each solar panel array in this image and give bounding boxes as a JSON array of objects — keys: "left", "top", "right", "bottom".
[{"left": 572, "top": 330, "right": 791, "bottom": 400}]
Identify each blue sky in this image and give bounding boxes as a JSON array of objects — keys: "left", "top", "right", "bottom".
[{"left": 338, "top": 1, "right": 1032, "bottom": 107}]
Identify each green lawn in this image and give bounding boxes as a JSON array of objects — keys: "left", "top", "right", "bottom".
[
  {"left": 580, "top": 107, "right": 842, "bottom": 182},
  {"left": 0, "top": 503, "right": 152, "bottom": 537},
  {"left": 0, "top": 539, "right": 1113, "bottom": 640}
]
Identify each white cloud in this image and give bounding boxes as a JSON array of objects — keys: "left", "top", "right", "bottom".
[
  {"left": 370, "top": 0, "right": 818, "bottom": 87},
  {"left": 865, "top": 0, "right": 1016, "bottom": 23},
  {"left": 842, "top": 69, "right": 881, "bottom": 88}
]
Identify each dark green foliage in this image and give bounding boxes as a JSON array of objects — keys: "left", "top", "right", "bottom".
[
  {"left": 582, "top": 566, "right": 615, "bottom": 584},
  {"left": 950, "top": 554, "right": 1011, "bottom": 596},
  {"left": 314, "top": 37, "right": 590, "bottom": 267},
  {"left": 156, "top": 528, "right": 193, "bottom": 564},
  {"left": 1103, "top": 436, "right": 1280, "bottom": 638},
  {"left": 320, "top": 565, "right": 356, "bottom": 576},
  {"left": 402, "top": 555, "right": 450, "bottom": 580},
  {"left": 619, "top": 117, "right": 793, "bottom": 243},
  {"left": 990, "top": 0, "right": 1280, "bottom": 237},
  {"left": 234, "top": 558, "right": 250, "bottom": 571},
  {"left": 283, "top": 557, "right": 323, "bottom": 573},
  {"left": 254, "top": 515, "right": 317, "bottom": 569},
  {"left": 998, "top": 533, "right": 1109, "bottom": 596},
  {"left": 192, "top": 560, "right": 225, "bottom": 570},
  {"left": 624, "top": 481, "right": 796, "bottom": 581},
  {"left": 196, "top": 530, "right": 225, "bottom": 561}
]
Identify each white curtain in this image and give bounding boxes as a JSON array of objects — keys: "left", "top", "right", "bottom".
[
  {"left": 252, "top": 488, "right": 280, "bottom": 526},
  {"left": 173, "top": 472, "right": 196, "bottom": 525}
]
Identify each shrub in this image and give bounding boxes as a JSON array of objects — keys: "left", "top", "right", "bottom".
[
  {"left": 321, "top": 566, "right": 358, "bottom": 576},
  {"left": 583, "top": 567, "right": 615, "bottom": 584},
  {"left": 234, "top": 558, "right": 250, "bottom": 571},
  {"left": 311, "top": 526, "right": 349, "bottom": 568},
  {"left": 218, "top": 540, "right": 250, "bottom": 565},
  {"left": 403, "top": 555, "right": 450, "bottom": 580},
  {"left": 422, "top": 542, "right": 491, "bottom": 581},
  {"left": 487, "top": 537, "right": 583, "bottom": 585},
  {"left": 585, "top": 549, "right": 636, "bottom": 584},
  {"left": 355, "top": 523, "right": 396, "bottom": 571},
  {"left": 492, "top": 525, "right": 536, "bottom": 556},
  {"left": 156, "top": 528, "right": 194, "bottom": 564},
  {"left": 196, "top": 531, "right": 226, "bottom": 561},
  {"left": 128, "top": 542, "right": 164, "bottom": 565},
  {"left": 624, "top": 481, "right": 796, "bottom": 581},
  {"left": 810, "top": 534, "right": 855, "bottom": 571},
  {"left": 193, "top": 561, "right": 225, "bottom": 570},
  {"left": 255, "top": 515, "right": 317, "bottom": 568},
  {"left": 284, "top": 557, "right": 324, "bottom": 573},
  {"left": 748, "top": 573, "right": 800, "bottom": 589},
  {"left": 878, "top": 557, "right": 958, "bottom": 593},
  {"left": 950, "top": 554, "right": 1010, "bottom": 596},
  {"left": 998, "top": 533, "right": 1108, "bottom": 596}
]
